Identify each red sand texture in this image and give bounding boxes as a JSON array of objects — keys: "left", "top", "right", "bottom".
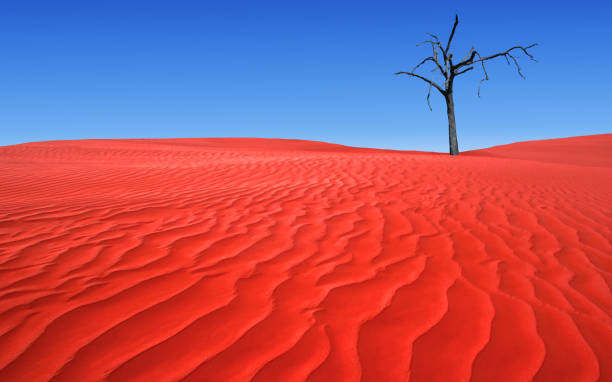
[{"left": 0, "top": 134, "right": 611, "bottom": 382}]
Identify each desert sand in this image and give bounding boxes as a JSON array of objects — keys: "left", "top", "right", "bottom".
[{"left": 0, "top": 134, "right": 610, "bottom": 381}]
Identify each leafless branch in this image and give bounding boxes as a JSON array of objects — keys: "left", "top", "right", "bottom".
[
  {"left": 452, "top": 43, "right": 537, "bottom": 95},
  {"left": 416, "top": 40, "right": 437, "bottom": 60},
  {"left": 473, "top": 52, "right": 489, "bottom": 98},
  {"left": 422, "top": 32, "right": 449, "bottom": 74},
  {"left": 417, "top": 37, "right": 447, "bottom": 77},
  {"left": 507, "top": 52, "right": 525, "bottom": 78},
  {"left": 461, "top": 47, "right": 475, "bottom": 63},
  {"left": 458, "top": 44, "right": 538, "bottom": 68},
  {"left": 431, "top": 42, "right": 445, "bottom": 77},
  {"left": 444, "top": 14, "right": 459, "bottom": 56},
  {"left": 425, "top": 32, "right": 439, "bottom": 41},
  {"left": 413, "top": 56, "right": 446, "bottom": 79},
  {"left": 426, "top": 83, "right": 433, "bottom": 110},
  {"left": 456, "top": 66, "right": 474, "bottom": 75},
  {"left": 416, "top": 39, "right": 437, "bottom": 47},
  {"left": 395, "top": 71, "right": 445, "bottom": 94}
]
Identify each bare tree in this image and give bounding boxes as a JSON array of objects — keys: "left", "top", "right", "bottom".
[{"left": 396, "top": 15, "right": 537, "bottom": 155}]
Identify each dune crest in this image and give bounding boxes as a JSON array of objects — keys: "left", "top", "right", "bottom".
[{"left": 0, "top": 135, "right": 611, "bottom": 381}]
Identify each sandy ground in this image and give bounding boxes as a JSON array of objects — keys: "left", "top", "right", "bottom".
[{"left": 0, "top": 134, "right": 610, "bottom": 381}]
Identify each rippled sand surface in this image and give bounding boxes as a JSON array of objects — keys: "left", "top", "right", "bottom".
[{"left": 0, "top": 135, "right": 610, "bottom": 381}]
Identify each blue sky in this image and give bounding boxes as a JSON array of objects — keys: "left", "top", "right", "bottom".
[{"left": 1, "top": 0, "right": 610, "bottom": 152}]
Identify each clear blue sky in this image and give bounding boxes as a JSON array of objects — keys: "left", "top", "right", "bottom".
[{"left": 1, "top": 0, "right": 610, "bottom": 152}]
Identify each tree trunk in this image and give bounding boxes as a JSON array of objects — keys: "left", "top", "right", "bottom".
[{"left": 445, "top": 92, "right": 459, "bottom": 155}]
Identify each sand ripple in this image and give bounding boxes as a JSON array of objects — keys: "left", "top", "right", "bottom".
[{"left": 0, "top": 136, "right": 611, "bottom": 381}]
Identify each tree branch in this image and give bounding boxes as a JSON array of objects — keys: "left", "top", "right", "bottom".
[
  {"left": 419, "top": 33, "right": 448, "bottom": 77},
  {"left": 456, "top": 66, "right": 474, "bottom": 75},
  {"left": 395, "top": 71, "right": 445, "bottom": 94},
  {"left": 398, "top": 15, "right": 537, "bottom": 108},
  {"left": 425, "top": 32, "right": 439, "bottom": 41},
  {"left": 413, "top": 56, "right": 446, "bottom": 79},
  {"left": 473, "top": 52, "right": 489, "bottom": 98},
  {"left": 457, "top": 43, "right": 538, "bottom": 69},
  {"left": 416, "top": 39, "right": 438, "bottom": 47},
  {"left": 444, "top": 14, "right": 459, "bottom": 56},
  {"left": 456, "top": 47, "right": 476, "bottom": 68},
  {"left": 452, "top": 43, "right": 537, "bottom": 95},
  {"left": 507, "top": 52, "right": 525, "bottom": 78}
]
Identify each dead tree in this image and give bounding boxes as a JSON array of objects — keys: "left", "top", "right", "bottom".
[{"left": 396, "top": 15, "right": 537, "bottom": 155}]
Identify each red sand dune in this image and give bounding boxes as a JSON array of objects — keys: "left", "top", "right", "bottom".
[{"left": 0, "top": 134, "right": 611, "bottom": 381}]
